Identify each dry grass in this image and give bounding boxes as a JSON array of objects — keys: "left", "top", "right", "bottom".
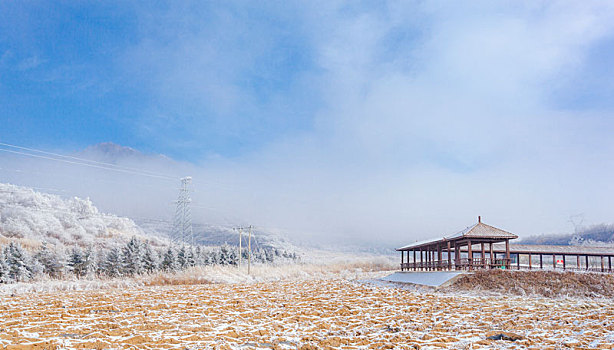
[
  {"left": 145, "top": 257, "right": 397, "bottom": 286},
  {"left": 0, "top": 236, "right": 42, "bottom": 251},
  {"left": 2, "top": 278, "right": 614, "bottom": 349},
  {"left": 446, "top": 269, "right": 614, "bottom": 298}
]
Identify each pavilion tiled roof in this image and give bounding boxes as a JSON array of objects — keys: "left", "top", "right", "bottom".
[
  {"left": 447, "top": 222, "right": 518, "bottom": 240},
  {"left": 397, "top": 218, "right": 517, "bottom": 251}
]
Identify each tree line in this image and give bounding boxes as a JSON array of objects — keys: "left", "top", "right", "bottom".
[{"left": 0, "top": 237, "right": 298, "bottom": 283}]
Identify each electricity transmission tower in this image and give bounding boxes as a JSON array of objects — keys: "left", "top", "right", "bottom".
[{"left": 170, "top": 176, "right": 193, "bottom": 245}]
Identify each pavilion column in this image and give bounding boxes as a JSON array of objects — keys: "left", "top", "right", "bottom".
[
  {"left": 505, "top": 239, "right": 510, "bottom": 269},
  {"left": 407, "top": 251, "right": 410, "bottom": 270},
  {"left": 420, "top": 249, "right": 424, "bottom": 271},
  {"left": 467, "top": 240, "right": 472, "bottom": 271},
  {"left": 609, "top": 256, "right": 612, "bottom": 272},
  {"left": 406, "top": 251, "right": 409, "bottom": 270},
  {"left": 430, "top": 248, "right": 433, "bottom": 271},
  {"left": 426, "top": 247, "right": 431, "bottom": 271},
  {"left": 577, "top": 255, "right": 581, "bottom": 270},
  {"left": 489, "top": 243, "right": 494, "bottom": 269},
  {"left": 517, "top": 254, "right": 520, "bottom": 270},
  {"left": 413, "top": 250, "right": 416, "bottom": 271},
  {"left": 437, "top": 245, "right": 442, "bottom": 271},
  {"left": 562, "top": 255, "right": 566, "bottom": 270},
  {"left": 601, "top": 256, "right": 604, "bottom": 272},
  {"left": 585, "top": 255, "right": 589, "bottom": 270},
  {"left": 426, "top": 247, "right": 433, "bottom": 271},
  {"left": 454, "top": 244, "right": 462, "bottom": 270},
  {"left": 528, "top": 254, "right": 532, "bottom": 270},
  {"left": 539, "top": 254, "right": 543, "bottom": 269},
  {"left": 454, "top": 244, "right": 458, "bottom": 270},
  {"left": 553, "top": 254, "right": 556, "bottom": 269},
  {"left": 400, "top": 251, "right": 404, "bottom": 271},
  {"left": 481, "top": 243, "right": 486, "bottom": 269},
  {"left": 447, "top": 241, "right": 451, "bottom": 270}
]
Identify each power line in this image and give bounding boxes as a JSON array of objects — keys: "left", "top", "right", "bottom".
[
  {"left": 0, "top": 167, "right": 166, "bottom": 192},
  {"left": 0, "top": 148, "right": 176, "bottom": 181},
  {"left": 0, "top": 141, "right": 176, "bottom": 180}
]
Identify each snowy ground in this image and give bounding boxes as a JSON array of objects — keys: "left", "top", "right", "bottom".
[{"left": 1, "top": 267, "right": 614, "bottom": 349}]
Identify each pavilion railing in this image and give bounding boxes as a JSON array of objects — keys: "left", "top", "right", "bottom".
[
  {"left": 401, "top": 258, "right": 614, "bottom": 273},
  {"left": 401, "top": 258, "right": 512, "bottom": 271}
]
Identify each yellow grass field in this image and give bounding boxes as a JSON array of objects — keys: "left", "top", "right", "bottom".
[{"left": 1, "top": 277, "right": 614, "bottom": 350}]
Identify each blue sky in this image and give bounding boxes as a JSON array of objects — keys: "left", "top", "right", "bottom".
[
  {"left": 0, "top": 1, "right": 322, "bottom": 159},
  {"left": 2, "top": 1, "right": 614, "bottom": 242},
  {"left": 2, "top": 1, "right": 613, "bottom": 161}
]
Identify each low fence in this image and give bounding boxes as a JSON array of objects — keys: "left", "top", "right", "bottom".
[{"left": 402, "top": 256, "right": 614, "bottom": 273}]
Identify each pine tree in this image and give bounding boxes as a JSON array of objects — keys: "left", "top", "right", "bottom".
[
  {"left": 103, "top": 247, "right": 122, "bottom": 277},
  {"left": 219, "top": 244, "right": 231, "bottom": 265},
  {"left": 161, "top": 247, "right": 176, "bottom": 271},
  {"left": 177, "top": 246, "right": 187, "bottom": 269},
  {"left": 185, "top": 246, "right": 196, "bottom": 268},
  {"left": 122, "top": 237, "right": 143, "bottom": 276},
  {"left": 67, "top": 247, "right": 87, "bottom": 278},
  {"left": 5, "top": 242, "right": 32, "bottom": 282},
  {"left": 35, "top": 243, "right": 63, "bottom": 278},
  {"left": 264, "top": 248, "right": 274, "bottom": 263},
  {"left": 203, "top": 249, "right": 217, "bottom": 265},
  {"left": 142, "top": 243, "right": 157, "bottom": 274},
  {"left": 82, "top": 246, "right": 96, "bottom": 278},
  {"left": 194, "top": 246, "right": 203, "bottom": 266},
  {"left": 0, "top": 248, "right": 10, "bottom": 283}
]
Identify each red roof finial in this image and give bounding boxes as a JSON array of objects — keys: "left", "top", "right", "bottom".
[{"left": 478, "top": 215, "right": 481, "bottom": 223}]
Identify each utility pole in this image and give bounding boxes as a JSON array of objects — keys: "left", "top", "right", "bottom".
[
  {"left": 234, "top": 227, "right": 243, "bottom": 268},
  {"left": 248, "top": 225, "right": 252, "bottom": 275}
]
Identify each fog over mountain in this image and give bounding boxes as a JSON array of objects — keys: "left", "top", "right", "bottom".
[{"left": 1, "top": 141, "right": 613, "bottom": 251}]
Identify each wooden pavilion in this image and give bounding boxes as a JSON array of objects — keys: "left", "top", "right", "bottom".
[
  {"left": 397, "top": 216, "right": 517, "bottom": 271},
  {"left": 398, "top": 217, "right": 614, "bottom": 272}
]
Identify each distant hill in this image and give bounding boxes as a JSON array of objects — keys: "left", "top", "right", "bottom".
[
  {"left": 0, "top": 183, "right": 158, "bottom": 249},
  {"left": 79, "top": 142, "right": 172, "bottom": 164},
  {"left": 520, "top": 223, "right": 614, "bottom": 246}
]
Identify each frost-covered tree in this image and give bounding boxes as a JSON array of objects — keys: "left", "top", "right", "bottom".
[
  {"left": 0, "top": 249, "right": 10, "bottom": 283},
  {"left": 252, "top": 248, "right": 264, "bottom": 263},
  {"left": 121, "top": 237, "right": 143, "bottom": 276},
  {"left": 219, "top": 244, "right": 233, "bottom": 265},
  {"left": 34, "top": 243, "right": 63, "bottom": 278},
  {"left": 203, "top": 249, "right": 218, "bottom": 265},
  {"left": 264, "top": 248, "right": 274, "bottom": 263},
  {"left": 194, "top": 246, "right": 203, "bottom": 266},
  {"left": 82, "top": 246, "right": 97, "bottom": 277},
  {"left": 186, "top": 247, "right": 196, "bottom": 268},
  {"left": 177, "top": 246, "right": 187, "bottom": 269},
  {"left": 142, "top": 243, "right": 157, "bottom": 274},
  {"left": 103, "top": 247, "right": 122, "bottom": 277},
  {"left": 161, "top": 247, "right": 176, "bottom": 271},
  {"left": 5, "top": 242, "right": 32, "bottom": 282},
  {"left": 67, "top": 247, "right": 87, "bottom": 278}
]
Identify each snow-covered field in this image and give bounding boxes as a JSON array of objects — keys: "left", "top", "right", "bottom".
[{"left": 1, "top": 267, "right": 613, "bottom": 349}]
